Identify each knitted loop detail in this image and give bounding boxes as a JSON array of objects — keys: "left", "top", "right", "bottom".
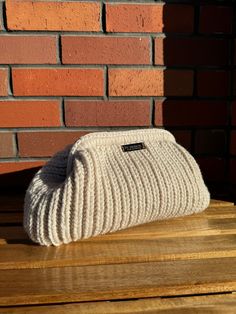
[{"left": 23, "top": 129, "right": 210, "bottom": 246}]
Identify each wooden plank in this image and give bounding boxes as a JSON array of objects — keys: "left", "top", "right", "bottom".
[
  {"left": 1, "top": 215, "right": 236, "bottom": 244},
  {"left": 90, "top": 217, "right": 236, "bottom": 242},
  {"left": 210, "top": 199, "right": 234, "bottom": 207},
  {"left": 98, "top": 217, "right": 236, "bottom": 240},
  {"left": 1, "top": 234, "right": 236, "bottom": 270},
  {"left": 198, "top": 206, "right": 236, "bottom": 219},
  {"left": 1, "top": 294, "right": 236, "bottom": 314},
  {"left": 1, "top": 257, "right": 236, "bottom": 306}
]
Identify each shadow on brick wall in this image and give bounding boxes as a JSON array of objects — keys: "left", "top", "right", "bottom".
[{"left": 159, "top": 3, "right": 235, "bottom": 201}]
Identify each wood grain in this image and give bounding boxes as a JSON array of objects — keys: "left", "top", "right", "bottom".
[
  {"left": 1, "top": 214, "right": 236, "bottom": 244},
  {"left": 210, "top": 199, "right": 234, "bottom": 207},
  {"left": 97, "top": 217, "right": 236, "bottom": 240},
  {"left": 1, "top": 234, "right": 236, "bottom": 269},
  {"left": 1, "top": 294, "right": 236, "bottom": 314},
  {"left": 1, "top": 257, "right": 236, "bottom": 306},
  {"left": 198, "top": 206, "right": 236, "bottom": 219},
  {"left": 1, "top": 199, "right": 236, "bottom": 310}
]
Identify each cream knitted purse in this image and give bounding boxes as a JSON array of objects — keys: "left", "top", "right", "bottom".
[{"left": 23, "top": 128, "right": 210, "bottom": 246}]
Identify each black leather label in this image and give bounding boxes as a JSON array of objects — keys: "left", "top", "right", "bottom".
[{"left": 121, "top": 142, "right": 146, "bottom": 152}]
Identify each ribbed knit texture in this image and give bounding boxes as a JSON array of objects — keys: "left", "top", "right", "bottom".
[{"left": 23, "top": 129, "right": 210, "bottom": 246}]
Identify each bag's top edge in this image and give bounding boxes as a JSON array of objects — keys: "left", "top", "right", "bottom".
[
  {"left": 75, "top": 128, "right": 175, "bottom": 150},
  {"left": 66, "top": 128, "right": 176, "bottom": 175},
  {"left": 67, "top": 128, "right": 176, "bottom": 174}
]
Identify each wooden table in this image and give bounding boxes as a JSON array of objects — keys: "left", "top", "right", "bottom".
[{"left": 1, "top": 197, "right": 236, "bottom": 313}]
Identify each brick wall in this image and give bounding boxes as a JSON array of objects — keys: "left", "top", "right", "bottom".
[{"left": 0, "top": 0, "right": 235, "bottom": 200}]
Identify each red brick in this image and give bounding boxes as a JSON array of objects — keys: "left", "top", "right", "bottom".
[
  {"left": 0, "top": 36, "right": 57, "bottom": 64},
  {"left": 155, "top": 100, "right": 228, "bottom": 127},
  {"left": 18, "top": 131, "right": 88, "bottom": 157},
  {"left": 232, "top": 101, "right": 236, "bottom": 125},
  {"left": 106, "top": 4, "right": 194, "bottom": 33},
  {"left": 6, "top": 0, "right": 100, "bottom": 31},
  {"left": 197, "top": 70, "right": 230, "bottom": 97},
  {"left": 199, "top": 6, "right": 233, "bottom": 34},
  {"left": 12, "top": 68, "right": 104, "bottom": 96},
  {"left": 62, "top": 36, "right": 150, "bottom": 65},
  {"left": 109, "top": 69, "right": 193, "bottom": 96},
  {"left": 0, "top": 4, "right": 3, "bottom": 31},
  {"left": 0, "top": 100, "right": 61, "bottom": 127},
  {"left": 155, "top": 37, "right": 229, "bottom": 66},
  {"left": 230, "top": 131, "right": 236, "bottom": 155},
  {"left": 0, "top": 161, "right": 45, "bottom": 175},
  {"left": 0, "top": 133, "right": 15, "bottom": 157},
  {"left": 195, "top": 130, "right": 226, "bottom": 155},
  {"left": 164, "top": 4, "right": 194, "bottom": 33},
  {"left": 170, "top": 130, "right": 192, "bottom": 151},
  {"left": 197, "top": 157, "right": 226, "bottom": 182},
  {"left": 0, "top": 68, "right": 8, "bottom": 96},
  {"left": 65, "top": 100, "right": 151, "bottom": 127}
]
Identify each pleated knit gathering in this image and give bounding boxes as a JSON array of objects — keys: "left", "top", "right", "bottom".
[{"left": 23, "top": 129, "right": 210, "bottom": 246}]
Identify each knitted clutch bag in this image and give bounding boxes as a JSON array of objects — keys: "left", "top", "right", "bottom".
[{"left": 23, "top": 128, "right": 210, "bottom": 246}]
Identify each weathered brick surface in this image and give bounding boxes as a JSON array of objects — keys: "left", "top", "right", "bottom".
[
  {"left": 0, "top": 68, "right": 8, "bottom": 96},
  {"left": 197, "top": 70, "right": 230, "bottom": 97},
  {"left": 0, "top": 36, "right": 57, "bottom": 64},
  {"left": 199, "top": 5, "right": 233, "bottom": 34},
  {"left": 170, "top": 130, "right": 192, "bottom": 151},
  {"left": 197, "top": 158, "right": 226, "bottom": 182},
  {"left": 155, "top": 100, "right": 228, "bottom": 126},
  {"left": 106, "top": 4, "right": 194, "bottom": 33},
  {"left": 65, "top": 100, "right": 151, "bottom": 127},
  {"left": 0, "top": 3, "right": 3, "bottom": 31},
  {"left": 12, "top": 68, "right": 104, "bottom": 96},
  {"left": 0, "top": 161, "right": 45, "bottom": 189},
  {"left": 0, "top": 100, "right": 61, "bottom": 127},
  {"left": 109, "top": 69, "right": 193, "bottom": 96},
  {"left": 0, "top": 133, "right": 15, "bottom": 157},
  {"left": 6, "top": 0, "right": 101, "bottom": 31},
  {"left": 62, "top": 36, "right": 150, "bottom": 65},
  {"left": 18, "top": 131, "right": 88, "bottom": 157},
  {"left": 155, "top": 37, "right": 229, "bottom": 66},
  {"left": 0, "top": 161, "right": 45, "bottom": 175},
  {"left": 195, "top": 130, "right": 226, "bottom": 155}
]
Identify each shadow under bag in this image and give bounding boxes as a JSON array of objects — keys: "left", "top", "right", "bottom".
[{"left": 23, "top": 129, "right": 210, "bottom": 246}]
